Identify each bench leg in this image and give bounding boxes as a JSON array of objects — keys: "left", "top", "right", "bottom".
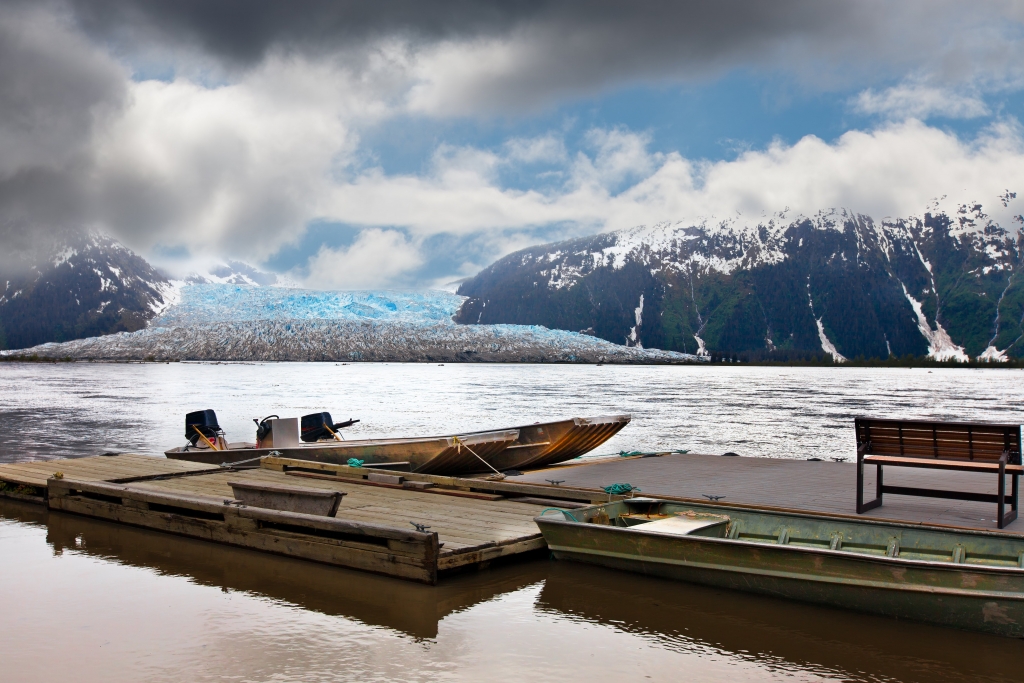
[
  {"left": 1000, "top": 472, "right": 1019, "bottom": 529},
  {"left": 998, "top": 464, "right": 1006, "bottom": 528},
  {"left": 857, "top": 458, "right": 883, "bottom": 514}
]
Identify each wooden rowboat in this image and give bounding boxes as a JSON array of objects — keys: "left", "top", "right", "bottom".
[
  {"left": 535, "top": 498, "right": 1024, "bottom": 637},
  {"left": 166, "top": 430, "right": 520, "bottom": 475}
]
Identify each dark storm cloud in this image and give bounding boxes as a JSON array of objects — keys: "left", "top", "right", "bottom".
[
  {"left": 68, "top": 0, "right": 536, "bottom": 64},
  {"left": 0, "top": 2, "right": 126, "bottom": 271},
  {"left": 59, "top": 1, "right": 1019, "bottom": 112},
  {"left": 65, "top": 1, "right": 885, "bottom": 75}
]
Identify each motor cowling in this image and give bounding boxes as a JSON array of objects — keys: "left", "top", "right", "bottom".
[
  {"left": 300, "top": 412, "right": 359, "bottom": 442},
  {"left": 185, "top": 409, "right": 220, "bottom": 446}
]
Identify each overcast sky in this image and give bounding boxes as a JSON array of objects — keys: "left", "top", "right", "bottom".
[{"left": 2, "top": 0, "right": 1024, "bottom": 288}]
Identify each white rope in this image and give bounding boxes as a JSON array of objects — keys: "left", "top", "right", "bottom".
[{"left": 453, "top": 436, "right": 505, "bottom": 480}]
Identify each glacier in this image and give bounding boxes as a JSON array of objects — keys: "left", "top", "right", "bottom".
[{"left": 5, "top": 284, "right": 702, "bottom": 363}]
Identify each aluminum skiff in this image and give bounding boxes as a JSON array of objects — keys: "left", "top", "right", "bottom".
[
  {"left": 536, "top": 498, "right": 1024, "bottom": 637},
  {"left": 165, "top": 430, "right": 520, "bottom": 475},
  {"left": 166, "top": 414, "right": 629, "bottom": 474}
]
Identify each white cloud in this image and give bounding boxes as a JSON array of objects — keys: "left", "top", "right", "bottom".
[
  {"left": 312, "top": 119, "right": 1024, "bottom": 242},
  {"left": 503, "top": 134, "right": 567, "bottom": 165},
  {"left": 304, "top": 229, "right": 423, "bottom": 289},
  {"left": 89, "top": 51, "right": 405, "bottom": 262},
  {"left": 853, "top": 83, "right": 989, "bottom": 120},
  {"left": 573, "top": 128, "right": 661, "bottom": 189}
]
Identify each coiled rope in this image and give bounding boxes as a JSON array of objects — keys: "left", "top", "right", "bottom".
[{"left": 602, "top": 483, "right": 639, "bottom": 496}]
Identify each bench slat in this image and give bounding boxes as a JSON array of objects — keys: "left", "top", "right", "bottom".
[
  {"left": 864, "top": 433, "right": 1008, "bottom": 446},
  {"left": 862, "top": 455, "right": 1024, "bottom": 473}
]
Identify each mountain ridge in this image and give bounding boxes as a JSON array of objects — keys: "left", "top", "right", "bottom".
[
  {"left": 0, "top": 232, "right": 175, "bottom": 350},
  {"left": 455, "top": 202, "right": 1024, "bottom": 361}
]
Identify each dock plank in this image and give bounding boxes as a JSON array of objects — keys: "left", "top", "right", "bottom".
[{"left": 0, "top": 454, "right": 217, "bottom": 488}]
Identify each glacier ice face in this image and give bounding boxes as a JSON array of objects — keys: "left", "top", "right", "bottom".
[
  {"left": 154, "top": 285, "right": 466, "bottom": 326},
  {"left": 6, "top": 284, "right": 702, "bottom": 364}
]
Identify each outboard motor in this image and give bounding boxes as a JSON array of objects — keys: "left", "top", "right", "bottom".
[
  {"left": 300, "top": 412, "right": 359, "bottom": 442},
  {"left": 185, "top": 409, "right": 221, "bottom": 446}
]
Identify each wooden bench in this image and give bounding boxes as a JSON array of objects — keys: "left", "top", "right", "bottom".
[{"left": 855, "top": 418, "right": 1022, "bottom": 528}]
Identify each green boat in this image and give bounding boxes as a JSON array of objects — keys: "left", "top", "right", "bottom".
[{"left": 535, "top": 498, "right": 1024, "bottom": 637}]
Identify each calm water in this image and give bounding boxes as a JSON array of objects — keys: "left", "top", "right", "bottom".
[{"left": 2, "top": 363, "right": 1024, "bottom": 681}]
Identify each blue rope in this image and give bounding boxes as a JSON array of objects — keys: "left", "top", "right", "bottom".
[{"left": 347, "top": 458, "right": 364, "bottom": 468}]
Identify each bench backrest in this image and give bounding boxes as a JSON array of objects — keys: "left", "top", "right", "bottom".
[{"left": 855, "top": 418, "right": 1022, "bottom": 465}]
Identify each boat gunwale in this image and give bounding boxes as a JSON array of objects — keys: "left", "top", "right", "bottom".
[
  {"left": 538, "top": 516, "right": 1024, "bottom": 577},
  {"left": 166, "top": 428, "right": 521, "bottom": 455},
  {"left": 535, "top": 506, "right": 1024, "bottom": 575}
]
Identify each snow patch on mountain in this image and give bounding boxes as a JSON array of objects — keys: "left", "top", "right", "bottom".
[
  {"left": 806, "top": 278, "right": 846, "bottom": 363},
  {"left": 626, "top": 293, "right": 644, "bottom": 348},
  {"left": 815, "top": 318, "right": 846, "bottom": 363},
  {"left": 900, "top": 284, "right": 970, "bottom": 362},
  {"left": 978, "top": 345, "right": 1008, "bottom": 362}
]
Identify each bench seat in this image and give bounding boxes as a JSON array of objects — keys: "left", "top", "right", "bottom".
[{"left": 862, "top": 455, "right": 1024, "bottom": 474}]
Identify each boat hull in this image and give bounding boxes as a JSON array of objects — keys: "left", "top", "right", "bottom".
[
  {"left": 537, "top": 502, "right": 1024, "bottom": 637},
  {"left": 166, "top": 414, "right": 629, "bottom": 474},
  {"left": 483, "top": 415, "right": 631, "bottom": 471},
  {"left": 166, "top": 430, "right": 519, "bottom": 475}
]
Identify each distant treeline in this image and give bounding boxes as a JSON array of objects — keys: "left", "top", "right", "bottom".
[
  {"left": 4, "top": 350, "right": 1023, "bottom": 368},
  {"left": 707, "top": 349, "right": 1024, "bottom": 368}
]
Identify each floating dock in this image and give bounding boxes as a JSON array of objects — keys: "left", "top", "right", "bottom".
[{"left": 0, "top": 454, "right": 608, "bottom": 583}]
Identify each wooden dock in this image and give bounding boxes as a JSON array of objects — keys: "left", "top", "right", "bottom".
[{"left": 0, "top": 454, "right": 594, "bottom": 583}]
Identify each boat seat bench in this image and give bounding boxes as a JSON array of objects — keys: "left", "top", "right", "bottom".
[{"left": 855, "top": 418, "right": 1022, "bottom": 528}]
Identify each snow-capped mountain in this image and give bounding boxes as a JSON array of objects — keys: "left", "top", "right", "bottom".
[
  {"left": 456, "top": 200, "right": 1024, "bottom": 361},
  {"left": 7, "top": 284, "right": 700, "bottom": 363},
  {"left": 184, "top": 260, "right": 288, "bottom": 287},
  {"left": 0, "top": 233, "right": 175, "bottom": 350}
]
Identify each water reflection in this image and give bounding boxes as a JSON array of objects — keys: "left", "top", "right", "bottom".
[
  {"left": 538, "top": 563, "right": 1024, "bottom": 683},
  {"left": 6, "top": 499, "right": 544, "bottom": 640},
  {"left": 3, "top": 498, "right": 1022, "bottom": 683}
]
